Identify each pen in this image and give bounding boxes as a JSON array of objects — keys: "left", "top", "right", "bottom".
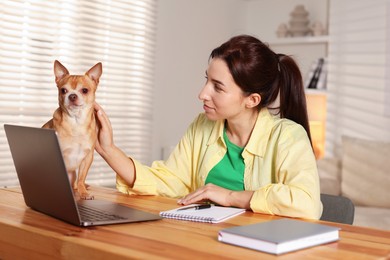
[{"left": 177, "top": 204, "right": 212, "bottom": 211}]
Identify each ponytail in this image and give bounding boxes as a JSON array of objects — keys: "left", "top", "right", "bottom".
[{"left": 277, "top": 54, "right": 312, "bottom": 144}]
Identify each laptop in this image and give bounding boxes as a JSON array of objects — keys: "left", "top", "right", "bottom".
[{"left": 4, "top": 124, "right": 162, "bottom": 226}]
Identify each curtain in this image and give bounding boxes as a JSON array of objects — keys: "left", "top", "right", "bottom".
[
  {"left": 0, "top": 0, "right": 157, "bottom": 187},
  {"left": 326, "top": 0, "right": 390, "bottom": 157}
]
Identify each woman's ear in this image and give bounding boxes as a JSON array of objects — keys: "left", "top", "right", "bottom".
[{"left": 245, "top": 93, "right": 261, "bottom": 108}]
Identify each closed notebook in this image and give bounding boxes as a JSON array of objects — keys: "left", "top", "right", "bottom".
[
  {"left": 218, "top": 218, "right": 339, "bottom": 255},
  {"left": 159, "top": 204, "right": 245, "bottom": 223}
]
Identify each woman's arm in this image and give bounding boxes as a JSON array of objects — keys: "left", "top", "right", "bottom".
[
  {"left": 177, "top": 183, "right": 255, "bottom": 209},
  {"left": 94, "top": 102, "right": 136, "bottom": 187}
]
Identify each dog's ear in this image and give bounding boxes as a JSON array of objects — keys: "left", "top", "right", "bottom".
[
  {"left": 54, "top": 60, "right": 69, "bottom": 84},
  {"left": 86, "top": 62, "right": 103, "bottom": 85}
]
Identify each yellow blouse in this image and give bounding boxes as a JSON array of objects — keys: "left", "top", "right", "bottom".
[{"left": 117, "top": 108, "right": 323, "bottom": 219}]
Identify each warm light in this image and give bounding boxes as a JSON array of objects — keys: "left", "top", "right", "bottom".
[
  {"left": 310, "top": 121, "right": 325, "bottom": 159},
  {"left": 306, "top": 91, "right": 327, "bottom": 159}
]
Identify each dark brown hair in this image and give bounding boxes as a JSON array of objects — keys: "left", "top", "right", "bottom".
[{"left": 210, "top": 34, "right": 312, "bottom": 144}]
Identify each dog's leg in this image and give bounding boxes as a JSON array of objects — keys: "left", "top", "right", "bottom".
[
  {"left": 62, "top": 149, "right": 78, "bottom": 190},
  {"left": 67, "top": 170, "right": 79, "bottom": 199},
  {"left": 66, "top": 170, "right": 76, "bottom": 189},
  {"left": 77, "top": 149, "right": 94, "bottom": 200}
]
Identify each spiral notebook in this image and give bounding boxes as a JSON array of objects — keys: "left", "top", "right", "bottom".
[{"left": 159, "top": 204, "right": 245, "bottom": 223}]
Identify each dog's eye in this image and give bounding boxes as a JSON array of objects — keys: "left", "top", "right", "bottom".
[
  {"left": 82, "top": 88, "right": 89, "bottom": 94},
  {"left": 61, "top": 88, "right": 67, "bottom": 94}
]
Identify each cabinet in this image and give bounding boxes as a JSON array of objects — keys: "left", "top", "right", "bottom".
[
  {"left": 270, "top": 36, "right": 328, "bottom": 84},
  {"left": 269, "top": 35, "right": 328, "bottom": 44}
]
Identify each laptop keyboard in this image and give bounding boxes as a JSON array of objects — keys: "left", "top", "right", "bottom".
[{"left": 78, "top": 204, "right": 126, "bottom": 222}]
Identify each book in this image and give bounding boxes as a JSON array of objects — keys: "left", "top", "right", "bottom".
[
  {"left": 159, "top": 204, "right": 245, "bottom": 223},
  {"left": 218, "top": 218, "right": 339, "bottom": 255},
  {"left": 305, "top": 58, "right": 327, "bottom": 90},
  {"left": 307, "top": 58, "right": 324, "bottom": 89}
]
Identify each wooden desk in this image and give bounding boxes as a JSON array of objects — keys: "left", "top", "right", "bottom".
[{"left": 1, "top": 186, "right": 389, "bottom": 259}]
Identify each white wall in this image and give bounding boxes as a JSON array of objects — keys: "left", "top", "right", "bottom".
[
  {"left": 153, "top": 0, "right": 390, "bottom": 162},
  {"left": 152, "top": 0, "right": 329, "bottom": 162},
  {"left": 152, "top": 0, "right": 247, "bottom": 161}
]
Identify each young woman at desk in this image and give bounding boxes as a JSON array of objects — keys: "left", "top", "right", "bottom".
[{"left": 95, "top": 35, "right": 323, "bottom": 220}]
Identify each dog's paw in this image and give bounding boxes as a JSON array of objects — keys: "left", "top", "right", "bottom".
[
  {"left": 80, "top": 192, "right": 94, "bottom": 200},
  {"left": 77, "top": 183, "right": 93, "bottom": 199}
]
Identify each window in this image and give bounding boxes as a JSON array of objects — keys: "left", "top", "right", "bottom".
[
  {"left": 0, "top": 0, "right": 157, "bottom": 187},
  {"left": 326, "top": 0, "right": 390, "bottom": 157}
]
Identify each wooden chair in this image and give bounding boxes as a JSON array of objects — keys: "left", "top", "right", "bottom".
[{"left": 320, "top": 193, "right": 355, "bottom": 224}]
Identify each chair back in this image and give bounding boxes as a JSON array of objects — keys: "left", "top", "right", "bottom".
[{"left": 320, "top": 193, "right": 355, "bottom": 224}]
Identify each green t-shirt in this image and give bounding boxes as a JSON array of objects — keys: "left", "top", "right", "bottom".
[{"left": 205, "top": 129, "right": 245, "bottom": 191}]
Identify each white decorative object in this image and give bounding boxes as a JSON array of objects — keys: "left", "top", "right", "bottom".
[
  {"left": 276, "top": 23, "right": 289, "bottom": 38},
  {"left": 311, "top": 21, "right": 326, "bottom": 36},
  {"left": 289, "top": 5, "right": 310, "bottom": 37}
]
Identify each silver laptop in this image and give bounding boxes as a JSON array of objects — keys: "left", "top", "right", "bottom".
[{"left": 4, "top": 124, "right": 161, "bottom": 226}]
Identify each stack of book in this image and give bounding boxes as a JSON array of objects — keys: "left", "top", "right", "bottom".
[{"left": 305, "top": 58, "right": 327, "bottom": 90}]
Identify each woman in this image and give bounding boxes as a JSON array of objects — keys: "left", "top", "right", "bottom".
[{"left": 95, "top": 35, "right": 322, "bottom": 219}]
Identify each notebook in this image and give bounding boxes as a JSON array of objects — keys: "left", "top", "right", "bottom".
[
  {"left": 4, "top": 124, "right": 162, "bottom": 226},
  {"left": 218, "top": 218, "right": 340, "bottom": 255},
  {"left": 159, "top": 204, "right": 245, "bottom": 223}
]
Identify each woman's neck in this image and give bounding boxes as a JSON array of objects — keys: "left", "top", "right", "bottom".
[{"left": 225, "top": 109, "right": 259, "bottom": 147}]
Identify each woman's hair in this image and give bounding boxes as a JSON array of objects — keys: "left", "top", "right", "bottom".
[{"left": 210, "top": 34, "right": 312, "bottom": 144}]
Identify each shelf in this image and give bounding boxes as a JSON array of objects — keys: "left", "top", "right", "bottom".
[
  {"left": 269, "top": 35, "right": 329, "bottom": 46},
  {"left": 305, "top": 89, "right": 327, "bottom": 95}
]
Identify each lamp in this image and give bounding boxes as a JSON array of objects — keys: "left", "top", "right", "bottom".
[{"left": 306, "top": 91, "right": 327, "bottom": 159}]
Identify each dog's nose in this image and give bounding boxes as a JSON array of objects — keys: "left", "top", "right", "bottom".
[{"left": 69, "top": 94, "right": 77, "bottom": 102}]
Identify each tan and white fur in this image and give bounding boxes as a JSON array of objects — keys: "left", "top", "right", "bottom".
[{"left": 43, "top": 60, "right": 102, "bottom": 200}]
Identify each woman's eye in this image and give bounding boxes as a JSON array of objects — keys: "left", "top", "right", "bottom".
[
  {"left": 214, "top": 84, "right": 223, "bottom": 92},
  {"left": 82, "top": 88, "right": 88, "bottom": 94},
  {"left": 61, "top": 88, "right": 67, "bottom": 94}
]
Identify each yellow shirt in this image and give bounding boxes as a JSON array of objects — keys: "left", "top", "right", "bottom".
[{"left": 117, "top": 108, "right": 323, "bottom": 219}]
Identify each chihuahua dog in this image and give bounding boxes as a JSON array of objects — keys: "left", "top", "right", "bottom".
[{"left": 43, "top": 60, "right": 102, "bottom": 200}]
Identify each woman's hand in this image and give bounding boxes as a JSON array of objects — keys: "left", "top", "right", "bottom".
[
  {"left": 94, "top": 102, "right": 114, "bottom": 157},
  {"left": 94, "top": 102, "right": 137, "bottom": 186},
  {"left": 177, "top": 183, "right": 254, "bottom": 209}
]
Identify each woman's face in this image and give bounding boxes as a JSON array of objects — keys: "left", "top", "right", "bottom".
[{"left": 198, "top": 58, "right": 250, "bottom": 121}]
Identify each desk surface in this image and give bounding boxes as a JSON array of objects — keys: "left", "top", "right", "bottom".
[{"left": 0, "top": 186, "right": 389, "bottom": 259}]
